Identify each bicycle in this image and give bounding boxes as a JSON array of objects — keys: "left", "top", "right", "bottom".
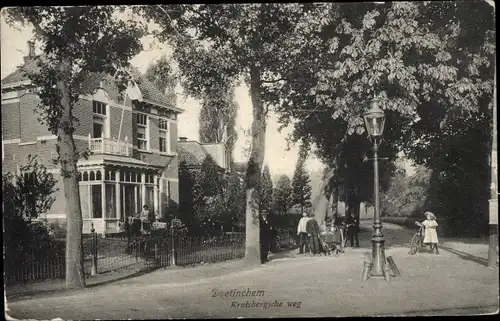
[{"left": 409, "top": 223, "right": 425, "bottom": 255}]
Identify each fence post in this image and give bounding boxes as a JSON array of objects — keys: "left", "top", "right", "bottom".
[
  {"left": 170, "top": 227, "right": 176, "bottom": 266},
  {"left": 91, "top": 223, "right": 98, "bottom": 276},
  {"left": 135, "top": 237, "right": 139, "bottom": 269}
]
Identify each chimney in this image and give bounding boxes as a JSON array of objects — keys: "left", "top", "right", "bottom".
[
  {"left": 23, "top": 41, "right": 36, "bottom": 63},
  {"left": 179, "top": 137, "right": 188, "bottom": 142},
  {"left": 28, "top": 41, "right": 35, "bottom": 57}
]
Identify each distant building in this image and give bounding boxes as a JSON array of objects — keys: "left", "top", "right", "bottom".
[{"left": 177, "top": 137, "right": 231, "bottom": 173}]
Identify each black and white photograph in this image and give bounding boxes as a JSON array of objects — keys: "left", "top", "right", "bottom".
[{"left": 1, "top": 2, "right": 498, "bottom": 318}]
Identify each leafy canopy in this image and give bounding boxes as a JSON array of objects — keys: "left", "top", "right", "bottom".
[{"left": 2, "top": 155, "right": 58, "bottom": 220}]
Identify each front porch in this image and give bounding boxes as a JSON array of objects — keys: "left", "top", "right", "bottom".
[{"left": 78, "top": 162, "right": 166, "bottom": 235}]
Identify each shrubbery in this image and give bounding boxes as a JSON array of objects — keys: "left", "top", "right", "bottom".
[{"left": 3, "top": 155, "right": 61, "bottom": 283}]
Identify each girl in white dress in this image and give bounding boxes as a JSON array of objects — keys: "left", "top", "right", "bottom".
[{"left": 416, "top": 212, "right": 439, "bottom": 254}]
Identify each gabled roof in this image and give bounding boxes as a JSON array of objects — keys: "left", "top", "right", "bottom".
[
  {"left": 1, "top": 57, "right": 183, "bottom": 113},
  {"left": 177, "top": 141, "right": 210, "bottom": 167},
  {"left": 1, "top": 58, "right": 39, "bottom": 85}
]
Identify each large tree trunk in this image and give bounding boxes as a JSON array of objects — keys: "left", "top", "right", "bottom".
[
  {"left": 311, "top": 167, "right": 335, "bottom": 231},
  {"left": 328, "top": 183, "right": 339, "bottom": 219},
  {"left": 244, "top": 67, "right": 266, "bottom": 265},
  {"left": 57, "top": 68, "right": 85, "bottom": 288}
]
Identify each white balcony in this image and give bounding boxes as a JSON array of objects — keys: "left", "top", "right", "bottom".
[{"left": 88, "top": 134, "right": 131, "bottom": 156}]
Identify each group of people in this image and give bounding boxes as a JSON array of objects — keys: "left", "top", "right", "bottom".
[{"left": 297, "top": 212, "right": 361, "bottom": 256}]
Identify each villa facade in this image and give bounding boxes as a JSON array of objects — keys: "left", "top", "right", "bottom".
[{"left": 1, "top": 42, "right": 182, "bottom": 234}]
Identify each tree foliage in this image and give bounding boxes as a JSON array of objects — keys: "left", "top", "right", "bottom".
[
  {"left": 199, "top": 83, "right": 239, "bottom": 160},
  {"left": 259, "top": 165, "right": 273, "bottom": 212},
  {"left": 259, "top": 2, "right": 494, "bottom": 229},
  {"left": 144, "top": 55, "right": 178, "bottom": 105},
  {"left": 2, "top": 155, "right": 58, "bottom": 220},
  {"left": 199, "top": 155, "right": 224, "bottom": 198},
  {"left": 273, "top": 174, "right": 293, "bottom": 215},
  {"left": 3, "top": 7, "right": 145, "bottom": 136},
  {"left": 223, "top": 171, "right": 246, "bottom": 229},
  {"left": 178, "top": 162, "right": 199, "bottom": 228},
  {"left": 292, "top": 145, "right": 312, "bottom": 212},
  {"left": 381, "top": 162, "right": 431, "bottom": 218}
]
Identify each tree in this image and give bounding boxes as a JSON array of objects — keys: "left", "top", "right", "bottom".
[
  {"left": 141, "top": 4, "right": 328, "bottom": 264},
  {"left": 144, "top": 55, "right": 177, "bottom": 105},
  {"left": 199, "top": 82, "right": 239, "bottom": 160},
  {"left": 381, "top": 162, "right": 431, "bottom": 218},
  {"left": 273, "top": 174, "right": 292, "bottom": 216},
  {"left": 3, "top": 6, "right": 145, "bottom": 288},
  {"left": 2, "top": 155, "right": 58, "bottom": 220},
  {"left": 259, "top": 165, "right": 273, "bottom": 212},
  {"left": 199, "top": 155, "right": 223, "bottom": 199},
  {"left": 224, "top": 171, "right": 246, "bottom": 230},
  {"left": 178, "top": 161, "right": 199, "bottom": 229},
  {"left": 196, "top": 155, "right": 225, "bottom": 222},
  {"left": 292, "top": 144, "right": 312, "bottom": 213},
  {"left": 263, "top": 2, "right": 494, "bottom": 228}
]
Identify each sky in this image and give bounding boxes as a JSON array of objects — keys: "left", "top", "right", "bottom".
[{"left": 0, "top": 16, "right": 325, "bottom": 181}]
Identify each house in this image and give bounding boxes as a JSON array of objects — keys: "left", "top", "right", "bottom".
[
  {"left": 1, "top": 41, "right": 183, "bottom": 235},
  {"left": 177, "top": 137, "right": 231, "bottom": 174}
]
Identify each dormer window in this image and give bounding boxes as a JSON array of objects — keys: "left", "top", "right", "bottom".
[{"left": 92, "top": 101, "right": 107, "bottom": 139}]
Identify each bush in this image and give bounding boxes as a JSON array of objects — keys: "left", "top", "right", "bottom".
[{"left": 4, "top": 217, "right": 61, "bottom": 269}]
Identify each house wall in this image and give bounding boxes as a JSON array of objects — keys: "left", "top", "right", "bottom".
[
  {"left": 203, "top": 144, "right": 227, "bottom": 169},
  {"left": 149, "top": 116, "right": 159, "bottom": 150},
  {"left": 1, "top": 99, "right": 21, "bottom": 140},
  {"left": 73, "top": 98, "right": 93, "bottom": 137},
  {"left": 169, "top": 122, "right": 178, "bottom": 153}
]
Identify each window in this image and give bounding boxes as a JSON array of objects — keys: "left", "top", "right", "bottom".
[
  {"left": 91, "top": 185, "right": 103, "bottom": 218},
  {"left": 93, "top": 117, "right": 104, "bottom": 138},
  {"left": 146, "top": 186, "right": 154, "bottom": 211},
  {"left": 93, "top": 101, "right": 107, "bottom": 138},
  {"left": 105, "top": 184, "right": 116, "bottom": 218},
  {"left": 136, "top": 113, "right": 148, "bottom": 150},
  {"left": 93, "top": 101, "right": 107, "bottom": 115},
  {"left": 159, "top": 119, "right": 169, "bottom": 153},
  {"left": 80, "top": 185, "right": 90, "bottom": 219}
]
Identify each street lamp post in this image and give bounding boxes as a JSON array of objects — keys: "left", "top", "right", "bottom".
[{"left": 364, "top": 100, "right": 386, "bottom": 277}]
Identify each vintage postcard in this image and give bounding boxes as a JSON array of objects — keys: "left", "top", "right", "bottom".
[{"left": 2, "top": 2, "right": 498, "bottom": 319}]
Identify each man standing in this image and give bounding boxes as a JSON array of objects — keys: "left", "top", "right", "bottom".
[
  {"left": 297, "top": 212, "right": 310, "bottom": 254},
  {"left": 345, "top": 213, "right": 360, "bottom": 247},
  {"left": 260, "top": 211, "right": 271, "bottom": 264},
  {"left": 306, "top": 216, "right": 321, "bottom": 255}
]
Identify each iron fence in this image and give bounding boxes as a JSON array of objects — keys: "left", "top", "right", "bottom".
[
  {"left": 4, "top": 251, "right": 66, "bottom": 284},
  {"left": 5, "top": 228, "right": 294, "bottom": 285},
  {"left": 175, "top": 234, "right": 245, "bottom": 266}
]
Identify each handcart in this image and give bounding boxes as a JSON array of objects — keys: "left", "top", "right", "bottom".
[{"left": 319, "top": 226, "right": 345, "bottom": 256}]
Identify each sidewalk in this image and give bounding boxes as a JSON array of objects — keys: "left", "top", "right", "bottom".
[
  {"left": 5, "top": 254, "right": 273, "bottom": 301},
  {"left": 5, "top": 268, "right": 146, "bottom": 301}
]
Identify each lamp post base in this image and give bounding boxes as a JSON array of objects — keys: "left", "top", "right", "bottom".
[{"left": 370, "top": 237, "right": 386, "bottom": 277}]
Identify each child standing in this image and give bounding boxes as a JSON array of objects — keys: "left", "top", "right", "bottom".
[{"left": 416, "top": 211, "right": 439, "bottom": 254}]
